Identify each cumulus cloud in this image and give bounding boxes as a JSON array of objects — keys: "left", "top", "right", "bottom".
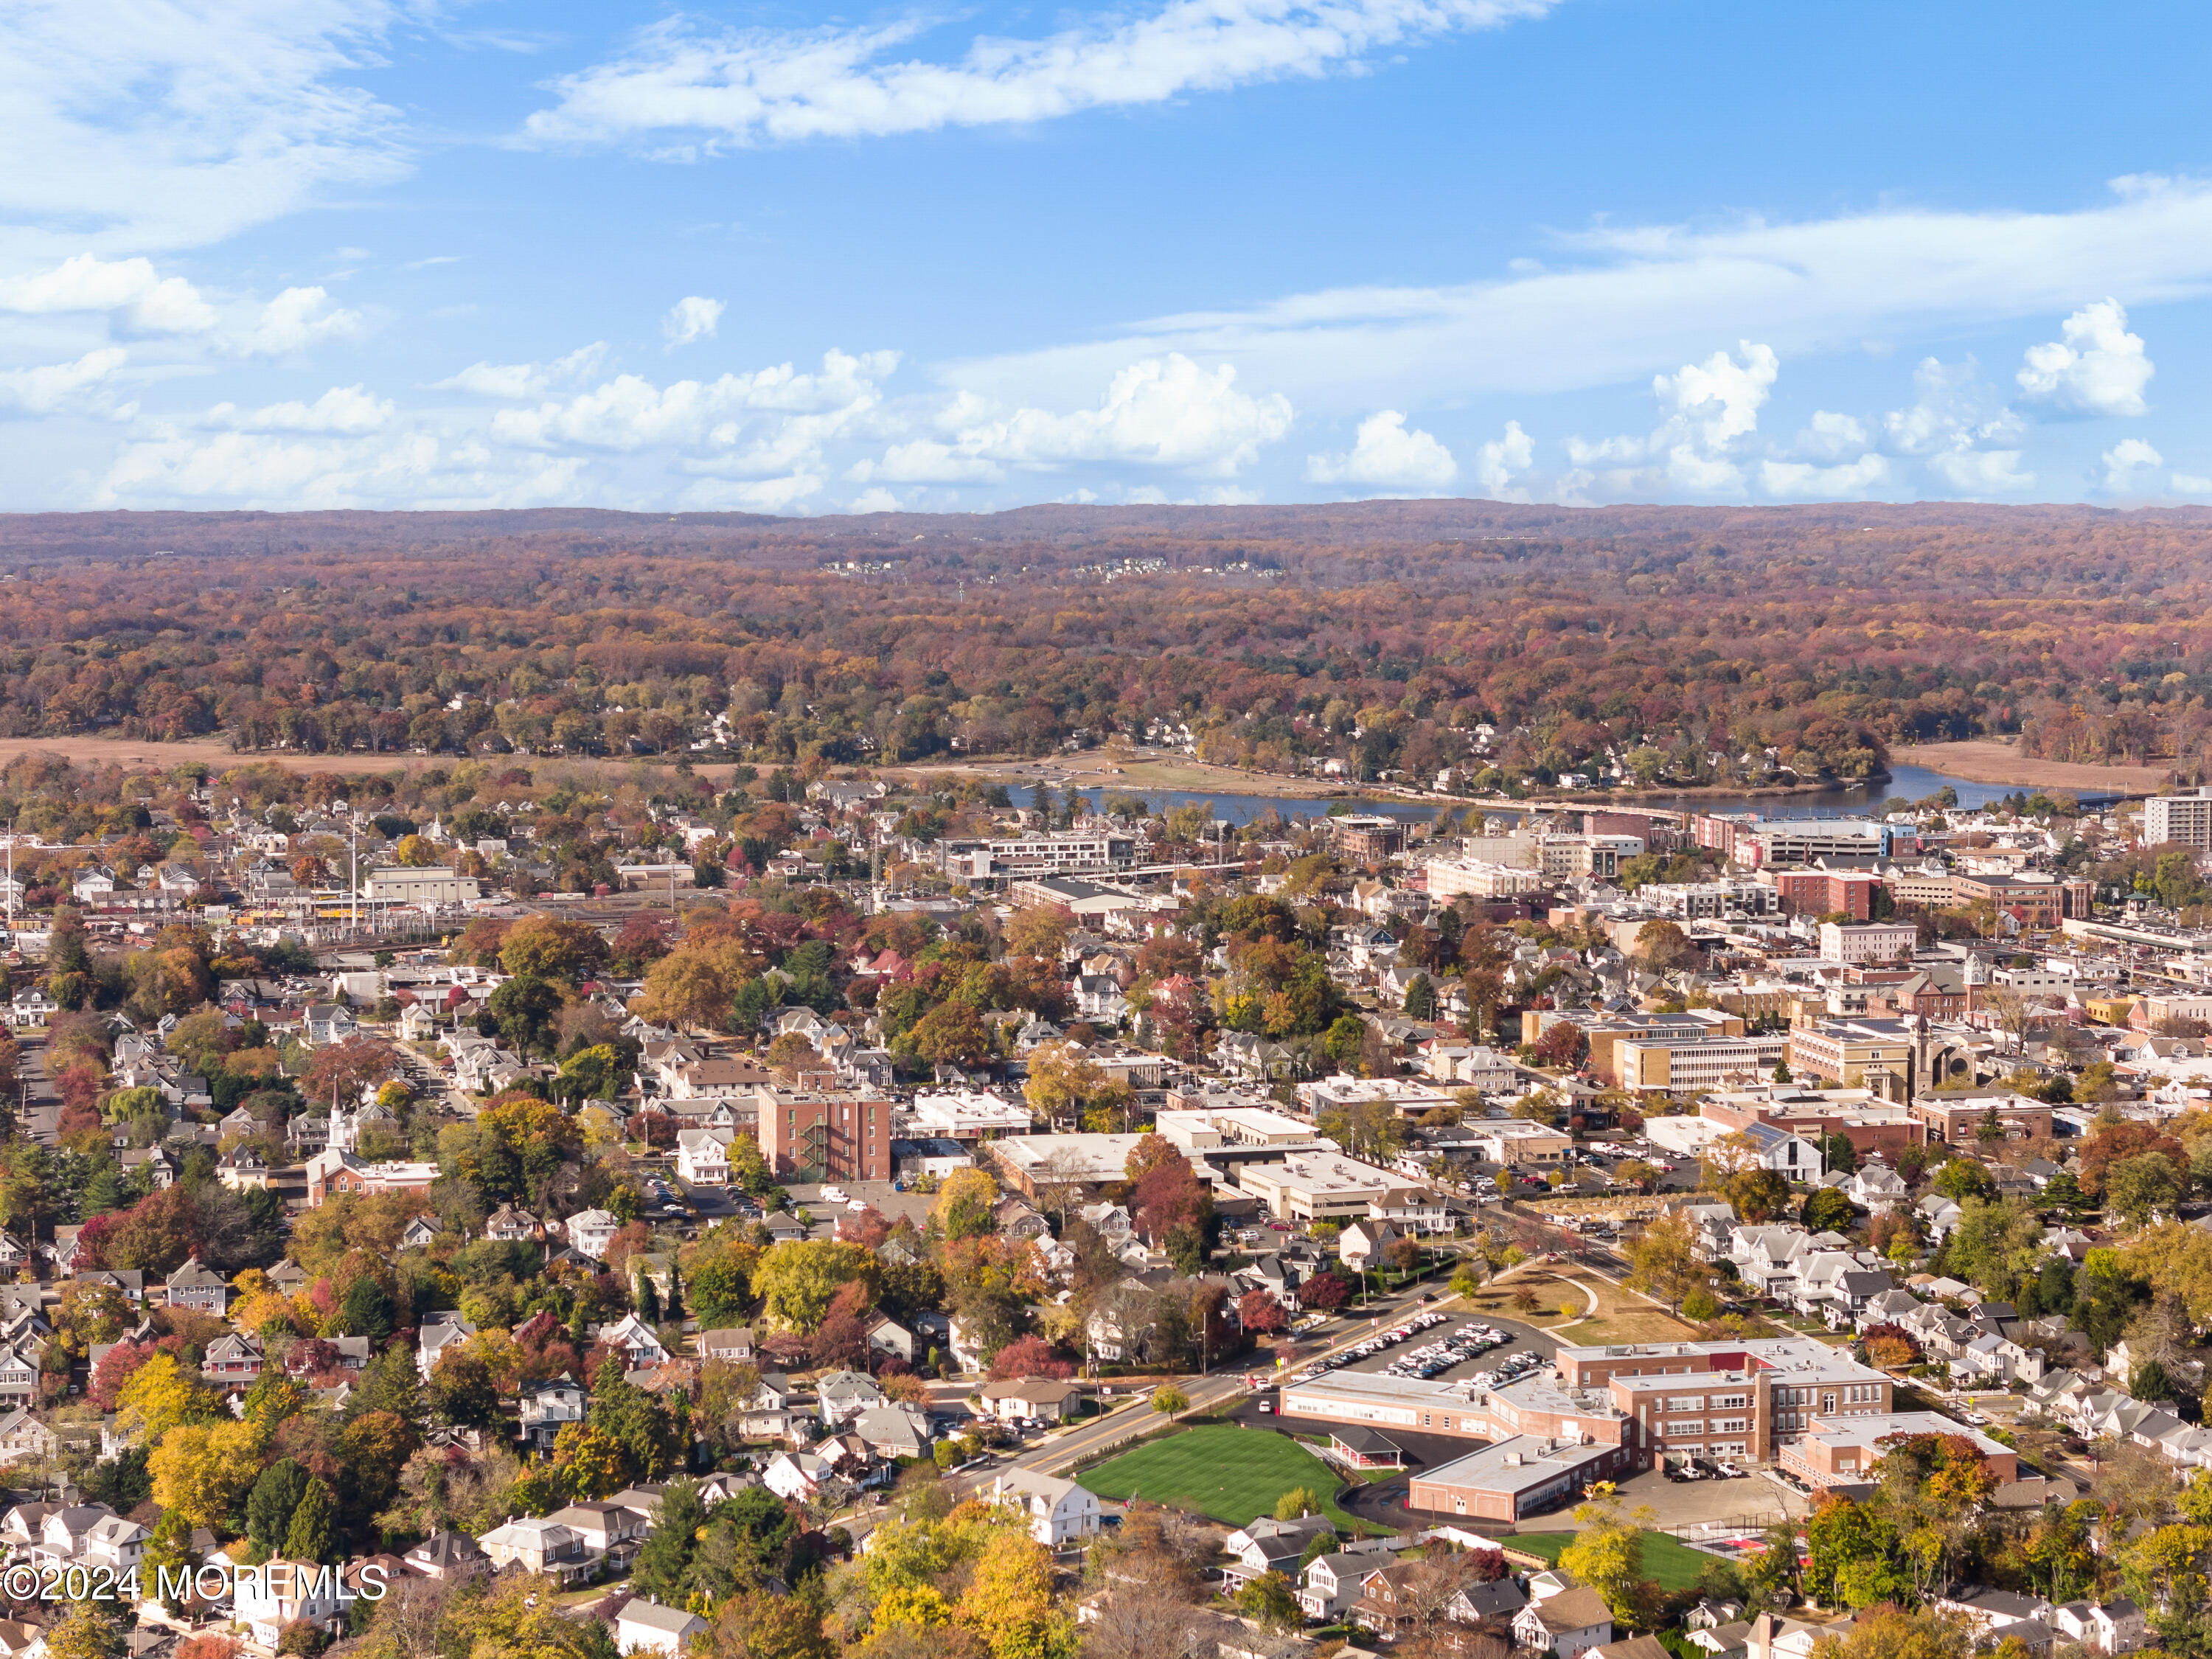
[
  {"left": 2100, "top": 437, "right": 2163, "bottom": 493},
  {"left": 1884, "top": 356, "right": 2033, "bottom": 495},
  {"left": 493, "top": 348, "right": 897, "bottom": 451},
  {"left": 872, "top": 354, "right": 1292, "bottom": 480},
  {"left": 0, "top": 347, "right": 129, "bottom": 414},
  {"left": 664, "top": 295, "right": 725, "bottom": 347},
  {"left": 2017, "top": 299, "right": 2153, "bottom": 417},
  {"left": 1795, "top": 410, "right": 1867, "bottom": 462},
  {"left": 1565, "top": 341, "right": 1776, "bottom": 496},
  {"left": 237, "top": 286, "right": 364, "bottom": 356},
  {"left": 522, "top": 1, "right": 1557, "bottom": 151},
  {"left": 431, "top": 343, "right": 608, "bottom": 400},
  {"left": 1472, "top": 420, "right": 1533, "bottom": 499},
  {"left": 0, "top": 254, "right": 214, "bottom": 332},
  {"left": 202, "top": 383, "right": 392, "bottom": 434},
  {"left": 1759, "top": 453, "right": 1891, "bottom": 498},
  {"left": 1305, "top": 410, "right": 1457, "bottom": 490}
]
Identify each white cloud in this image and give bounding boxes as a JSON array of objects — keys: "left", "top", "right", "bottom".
[
  {"left": 851, "top": 441, "right": 1005, "bottom": 484},
  {"left": 98, "top": 426, "right": 592, "bottom": 510},
  {"left": 1306, "top": 410, "right": 1456, "bottom": 489},
  {"left": 2173, "top": 472, "right": 2212, "bottom": 495},
  {"left": 1472, "top": 420, "right": 1533, "bottom": 499},
  {"left": 2101, "top": 437, "right": 2163, "bottom": 492},
  {"left": 2017, "top": 299, "right": 2153, "bottom": 417},
  {"left": 0, "top": 347, "right": 129, "bottom": 414},
  {"left": 1564, "top": 341, "right": 1775, "bottom": 497},
  {"left": 493, "top": 348, "right": 897, "bottom": 451},
  {"left": 1883, "top": 355, "right": 2032, "bottom": 494},
  {"left": 942, "top": 355, "right": 1292, "bottom": 476},
  {"left": 0, "top": 254, "right": 214, "bottom": 333},
  {"left": 202, "top": 384, "right": 392, "bottom": 434},
  {"left": 432, "top": 344, "right": 608, "bottom": 400},
  {"left": 944, "top": 176, "right": 2212, "bottom": 420},
  {"left": 237, "top": 286, "right": 365, "bottom": 356},
  {"left": 847, "top": 487, "right": 902, "bottom": 513},
  {"left": 523, "top": 1, "right": 1557, "bottom": 150},
  {"left": 1795, "top": 409, "right": 1867, "bottom": 462},
  {"left": 664, "top": 295, "right": 726, "bottom": 347},
  {"left": 1759, "top": 453, "right": 1890, "bottom": 498},
  {"left": 0, "top": 1, "right": 411, "bottom": 255},
  {"left": 678, "top": 472, "right": 825, "bottom": 512}
]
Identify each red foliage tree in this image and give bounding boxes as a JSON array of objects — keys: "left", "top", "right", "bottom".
[
  {"left": 1237, "top": 1290, "right": 1289, "bottom": 1336},
  {"left": 88, "top": 1339, "right": 156, "bottom": 1410},
  {"left": 987, "top": 1335, "right": 1075, "bottom": 1382},
  {"left": 1298, "top": 1272, "right": 1352, "bottom": 1312}
]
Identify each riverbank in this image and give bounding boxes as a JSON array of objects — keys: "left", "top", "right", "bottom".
[{"left": 1898, "top": 740, "right": 2171, "bottom": 796}]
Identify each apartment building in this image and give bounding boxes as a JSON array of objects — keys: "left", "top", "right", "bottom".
[
  {"left": 1950, "top": 873, "right": 2089, "bottom": 928},
  {"left": 938, "top": 832, "right": 1137, "bottom": 880},
  {"left": 1422, "top": 858, "right": 1548, "bottom": 901},
  {"left": 1614, "top": 1033, "right": 1792, "bottom": 1096},
  {"left": 1540, "top": 835, "right": 1644, "bottom": 880},
  {"left": 2146, "top": 787, "right": 2212, "bottom": 851},
  {"left": 1818, "top": 922, "right": 1918, "bottom": 964},
  {"left": 1332, "top": 815, "right": 1408, "bottom": 862},
  {"left": 755, "top": 1087, "right": 892, "bottom": 1183},
  {"left": 1751, "top": 820, "right": 1898, "bottom": 866},
  {"left": 1770, "top": 869, "right": 1880, "bottom": 919}
]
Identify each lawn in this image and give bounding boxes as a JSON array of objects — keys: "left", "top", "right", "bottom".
[
  {"left": 1079, "top": 1426, "right": 1358, "bottom": 1529},
  {"left": 1499, "top": 1529, "right": 1716, "bottom": 1592}
]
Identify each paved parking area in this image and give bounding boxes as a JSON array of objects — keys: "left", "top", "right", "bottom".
[
  {"left": 1324, "top": 1312, "right": 1559, "bottom": 1384},
  {"left": 1512, "top": 1466, "right": 1809, "bottom": 1531}
]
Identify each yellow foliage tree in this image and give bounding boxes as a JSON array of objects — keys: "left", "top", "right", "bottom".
[
  {"left": 114, "top": 1353, "right": 213, "bottom": 1443},
  {"left": 149, "top": 1418, "right": 265, "bottom": 1530},
  {"left": 955, "top": 1530, "right": 1074, "bottom": 1659}
]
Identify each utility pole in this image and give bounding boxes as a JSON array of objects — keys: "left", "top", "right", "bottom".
[{"left": 349, "top": 814, "right": 360, "bottom": 939}]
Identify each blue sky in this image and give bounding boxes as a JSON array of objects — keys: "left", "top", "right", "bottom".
[{"left": 5, "top": 0, "right": 2212, "bottom": 513}]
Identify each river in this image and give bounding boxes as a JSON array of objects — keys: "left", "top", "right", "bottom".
[{"left": 1010, "top": 759, "right": 2041, "bottom": 830}]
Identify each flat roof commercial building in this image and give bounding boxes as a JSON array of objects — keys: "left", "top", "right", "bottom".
[
  {"left": 1778, "top": 1411, "right": 2016, "bottom": 1489},
  {"left": 1235, "top": 1151, "right": 1437, "bottom": 1225},
  {"left": 983, "top": 1133, "right": 1147, "bottom": 1197},
  {"left": 1614, "top": 1033, "right": 1790, "bottom": 1096},
  {"left": 1407, "top": 1436, "right": 1632, "bottom": 1523}
]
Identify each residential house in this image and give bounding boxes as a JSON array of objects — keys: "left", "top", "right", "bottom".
[
  {"left": 700, "top": 1328, "right": 755, "bottom": 1363},
  {"left": 476, "top": 1517, "right": 597, "bottom": 1585},
  {"left": 818, "top": 1370, "right": 886, "bottom": 1426},
  {"left": 418, "top": 1312, "right": 478, "bottom": 1380},
  {"left": 851, "top": 1403, "right": 933, "bottom": 1461},
  {"left": 2051, "top": 1599, "right": 2146, "bottom": 1655},
  {"left": 0, "top": 1413, "right": 56, "bottom": 1468},
  {"left": 1512, "top": 1586, "right": 1616, "bottom": 1659},
  {"left": 675, "top": 1128, "right": 732, "bottom": 1186},
  {"left": 989, "top": 1470, "right": 1102, "bottom": 1547},
  {"left": 164, "top": 1256, "right": 228, "bottom": 1315},
  {"left": 599, "top": 1312, "right": 671, "bottom": 1368},
  {"left": 484, "top": 1205, "right": 540, "bottom": 1243},
  {"left": 516, "top": 1375, "right": 589, "bottom": 1452},
  {"left": 617, "top": 1601, "right": 712, "bottom": 1658},
  {"left": 978, "top": 1378, "right": 1084, "bottom": 1424},
  {"left": 1337, "top": 1220, "right": 1400, "bottom": 1273},
  {"left": 544, "top": 1502, "right": 650, "bottom": 1571},
  {"left": 402, "top": 1530, "right": 488, "bottom": 1580},
  {"left": 563, "top": 1208, "right": 619, "bottom": 1259},
  {"left": 1296, "top": 1544, "right": 1399, "bottom": 1621},
  {"left": 235, "top": 1558, "right": 354, "bottom": 1650}
]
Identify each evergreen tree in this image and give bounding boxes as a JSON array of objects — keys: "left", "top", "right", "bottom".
[
  {"left": 340, "top": 1275, "right": 395, "bottom": 1343},
  {"left": 630, "top": 1478, "right": 708, "bottom": 1601},
  {"left": 245, "top": 1458, "right": 310, "bottom": 1558},
  {"left": 141, "top": 1509, "right": 198, "bottom": 1613},
  {"left": 633, "top": 1269, "right": 660, "bottom": 1324},
  {"left": 282, "top": 1476, "right": 336, "bottom": 1563},
  {"left": 664, "top": 1262, "right": 684, "bottom": 1321}
]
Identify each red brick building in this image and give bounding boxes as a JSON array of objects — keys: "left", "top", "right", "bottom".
[{"left": 756, "top": 1088, "right": 893, "bottom": 1183}]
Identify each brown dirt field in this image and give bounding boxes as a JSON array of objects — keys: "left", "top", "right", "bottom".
[{"left": 1899, "top": 739, "right": 2172, "bottom": 795}]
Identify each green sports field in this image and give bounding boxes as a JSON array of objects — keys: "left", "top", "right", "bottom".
[
  {"left": 1499, "top": 1528, "right": 1717, "bottom": 1591},
  {"left": 1079, "top": 1426, "right": 1358, "bottom": 1530}
]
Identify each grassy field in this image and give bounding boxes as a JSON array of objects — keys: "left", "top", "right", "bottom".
[
  {"left": 1079, "top": 1426, "right": 1357, "bottom": 1528},
  {"left": 1500, "top": 1528, "right": 1717, "bottom": 1591}
]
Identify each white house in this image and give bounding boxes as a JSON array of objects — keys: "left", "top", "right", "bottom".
[
  {"left": 564, "top": 1208, "right": 619, "bottom": 1259},
  {"left": 1512, "top": 1587, "right": 1615, "bottom": 1659},
  {"left": 599, "top": 1313, "right": 670, "bottom": 1368},
  {"left": 989, "top": 1470, "right": 1102, "bottom": 1547},
  {"left": 675, "top": 1128, "right": 732, "bottom": 1186},
  {"left": 616, "top": 1599, "right": 710, "bottom": 1657},
  {"left": 234, "top": 1559, "right": 353, "bottom": 1651}
]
